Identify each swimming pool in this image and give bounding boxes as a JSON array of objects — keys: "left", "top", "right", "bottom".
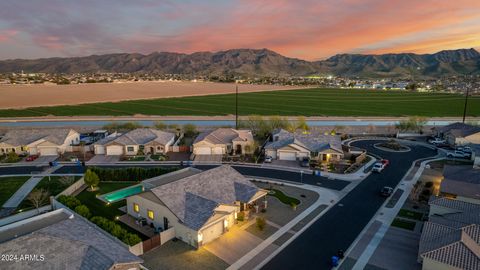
[{"left": 99, "top": 184, "right": 144, "bottom": 203}]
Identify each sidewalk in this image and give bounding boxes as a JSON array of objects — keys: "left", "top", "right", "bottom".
[
  {"left": 227, "top": 180, "right": 340, "bottom": 270},
  {"left": 338, "top": 156, "right": 443, "bottom": 270}
]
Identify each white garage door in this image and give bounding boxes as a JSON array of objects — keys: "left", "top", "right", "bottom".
[
  {"left": 201, "top": 220, "right": 224, "bottom": 244},
  {"left": 29, "top": 147, "right": 38, "bottom": 155},
  {"left": 40, "top": 147, "right": 58, "bottom": 156},
  {"left": 279, "top": 151, "right": 297, "bottom": 161},
  {"left": 212, "top": 147, "right": 224, "bottom": 155},
  {"left": 95, "top": 146, "right": 105, "bottom": 155},
  {"left": 195, "top": 147, "right": 211, "bottom": 155},
  {"left": 106, "top": 145, "right": 124, "bottom": 156}
]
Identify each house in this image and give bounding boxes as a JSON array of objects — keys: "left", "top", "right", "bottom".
[
  {"left": 126, "top": 165, "right": 267, "bottom": 248},
  {"left": 0, "top": 128, "right": 80, "bottom": 156},
  {"left": 440, "top": 165, "right": 480, "bottom": 204},
  {"left": 433, "top": 122, "right": 480, "bottom": 146},
  {"left": 193, "top": 128, "right": 254, "bottom": 155},
  {"left": 0, "top": 208, "right": 143, "bottom": 270},
  {"left": 264, "top": 129, "right": 344, "bottom": 162},
  {"left": 418, "top": 197, "right": 480, "bottom": 270},
  {"left": 94, "top": 128, "right": 175, "bottom": 156}
]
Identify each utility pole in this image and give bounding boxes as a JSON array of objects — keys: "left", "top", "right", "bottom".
[
  {"left": 462, "top": 87, "right": 470, "bottom": 123},
  {"left": 235, "top": 85, "right": 239, "bottom": 129}
]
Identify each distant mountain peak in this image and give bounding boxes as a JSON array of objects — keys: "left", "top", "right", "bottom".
[{"left": 0, "top": 48, "right": 478, "bottom": 78}]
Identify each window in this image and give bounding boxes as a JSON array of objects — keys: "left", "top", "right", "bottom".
[
  {"left": 127, "top": 146, "right": 134, "bottom": 152},
  {"left": 133, "top": 203, "right": 139, "bottom": 213},
  {"left": 147, "top": 210, "right": 154, "bottom": 220}
]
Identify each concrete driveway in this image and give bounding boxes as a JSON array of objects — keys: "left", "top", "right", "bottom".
[
  {"left": 203, "top": 221, "right": 263, "bottom": 264},
  {"left": 87, "top": 155, "right": 120, "bottom": 164},
  {"left": 194, "top": 154, "right": 222, "bottom": 163}
]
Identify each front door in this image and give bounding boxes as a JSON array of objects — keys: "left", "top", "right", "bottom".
[
  {"left": 163, "top": 217, "right": 169, "bottom": 230},
  {"left": 150, "top": 147, "right": 155, "bottom": 154},
  {"left": 236, "top": 144, "right": 242, "bottom": 154}
]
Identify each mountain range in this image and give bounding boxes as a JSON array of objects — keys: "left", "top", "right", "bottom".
[{"left": 0, "top": 48, "right": 479, "bottom": 78}]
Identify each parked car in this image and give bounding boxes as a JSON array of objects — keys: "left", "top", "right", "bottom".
[
  {"left": 25, "top": 155, "right": 38, "bottom": 161},
  {"left": 456, "top": 146, "right": 472, "bottom": 154},
  {"left": 300, "top": 157, "right": 310, "bottom": 167},
  {"left": 428, "top": 138, "right": 446, "bottom": 145},
  {"left": 372, "top": 162, "right": 386, "bottom": 173},
  {"left": 381, "top": 159, "right": 390, "bottom": 166},
  {"left": 446, "top": 151, "right": 470, "bottom": 159},
  {"left": 264, "top": 156, "right": 272, "bottom": 163},
  {"left": 380, "top": 186, "right": 394, "bottom": 197}
]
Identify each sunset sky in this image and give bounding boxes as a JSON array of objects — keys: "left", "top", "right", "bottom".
[{"left": 0, "top": 0, "right": 479, "bottom": 60}]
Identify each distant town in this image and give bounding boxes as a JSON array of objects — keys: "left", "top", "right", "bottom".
[{"left": 1, "top": 71, "right": 479, "bottom": 95}]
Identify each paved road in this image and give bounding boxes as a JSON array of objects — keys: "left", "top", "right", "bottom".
[
  {"left": 0, "top": 166, "right": 45, "bottom": 175},
  {"left": 262, "top": 140, "right": 437, "bottom": 270}
]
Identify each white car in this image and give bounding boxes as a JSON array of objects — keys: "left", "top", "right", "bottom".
[
  {"left": 372, "top": 162, "right": 386, "bottom": 173},
  {"left": 446, "top": 151, "right": 470, "bottom": 159},
  {"left": 264, "top": 156, "right": 273, "bottom": 163},
  {"left": 428, "top": 138, "right": 446, "bottom": 145}
]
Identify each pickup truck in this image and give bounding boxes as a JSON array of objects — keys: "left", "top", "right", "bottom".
[
  {"left": 428, "top": 138, "right": 446, "bottom": 145},
  {"left": 446, "top": 151, "right": 470, "bottom": 159}
]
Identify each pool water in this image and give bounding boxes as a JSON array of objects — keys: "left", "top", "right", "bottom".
[{"left": 100, "top": 185, "right": 144, "bottom": 203}]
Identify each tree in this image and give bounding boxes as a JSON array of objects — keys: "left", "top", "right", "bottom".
[
  {"left": 182, "top": 123, "right": 197, "bottom": 137},
  {"left": 154, "top": 121, "right": 167, "bottom": 130},
  {"left": 28, "top": 189, "right": 50, "bottom": 212},
  {"left": 395, "top": 116, "right": 427, "bottom": 133},
  {"left": 295, "top": 116, "right": 309, "bottom": 131},
  {"left": 84, "top": 169, "right": 100, "bottom": 191},
  {"left": 74, "top": 205, "right": 91, "bottom": 218},
  {"left": 256, "top": 217, "right": 266, "bottom": 231}
]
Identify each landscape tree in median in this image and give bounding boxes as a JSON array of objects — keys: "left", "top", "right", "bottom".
[{"left": 84, "top": 169, "right": 100, "bottom": 191}]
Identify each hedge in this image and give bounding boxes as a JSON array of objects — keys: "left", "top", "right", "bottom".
[
  {"left": 89, "top": 166, "right": 179, "bottom": 182},
  {"left": 57, "top": 195, "right": 142, "bottom": 246}
]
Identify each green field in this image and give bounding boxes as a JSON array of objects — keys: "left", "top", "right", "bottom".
[{"left": 1, "top": 88, "right": 479, "bottom": 117}]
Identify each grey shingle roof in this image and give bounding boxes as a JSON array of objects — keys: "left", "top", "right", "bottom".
[
  {"left": 265, "top": 129, "right": 342, "bottom": 153},
  {"left": 422, "top": 241, "right": 480, "bottom": 270},
  {"left": 436, "top": 122, "right": 480, "bottom": 137},
  {"left": 149, "top": 165, "right": 264, "bottom": 230},
  {"left": 0, "top": 128, "right": 76, "bottom": 146},
  {"left": 102, "top": 128, "right": 174, "bottom": 146},
  {"left": 429, "top": 197, "right": 480, "bottom": 213},
  {"left": 441, "top": 166, "right": 480, "bottom": 200},
  {"left": 0, "top": 210, "right": 142, "bottom": 270},
  {"left": 193, "top": 128, "right": 253, "bottom": 145}
]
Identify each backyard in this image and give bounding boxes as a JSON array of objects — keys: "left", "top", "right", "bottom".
[
  {"left": 0, "top": 176, "right": 30, "bottom": 205},
  {"left": 0, "top": 88, "right": 479, "bottom": 117}
]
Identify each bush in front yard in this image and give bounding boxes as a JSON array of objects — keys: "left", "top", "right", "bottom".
[
  {"left": 256, "top": 217, "right": 266, "bottom": 231},
  {"left": 74, "top": 205, "right": 91, "bottom": 219},
  {"left": 237, "top": 211, "right": 245, "bottom": 221}
]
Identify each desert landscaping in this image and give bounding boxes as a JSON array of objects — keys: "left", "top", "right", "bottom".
[{"left": 0, "top": 81, "right": 302, "bottom": 109}]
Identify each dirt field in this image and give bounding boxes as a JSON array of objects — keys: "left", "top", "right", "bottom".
[{"left": 0, "top": 81, "right": 301, "bottom": 109}]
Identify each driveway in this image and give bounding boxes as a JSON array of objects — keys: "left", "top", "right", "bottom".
[
  {"left": 269, "top": 160, "right": 302, "bottom": 169},
  {"left": 203, "top": 221, "right": 263, "bottom": 264},
  {"left": 194, "top": 154, "right": 222, "bottom": 163},
  {"left": 87, "top": 155, "right": 120, "bottom": 164}
]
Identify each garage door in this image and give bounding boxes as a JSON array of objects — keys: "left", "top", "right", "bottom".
[
  {"left": 106, "top": 145, "right": 124, "bottom": 156},
  {"left": 95, "top": 146, "right": 105, "bottom": 155},
  {"left": 279, "top": 151, "right": 296, "bottom": 161},
  {"left": 40, "top": 147, "right": 58, "bottom": 156},
  {"left": 201, "top": 220, "right": 224, "bottom": 244},
  {"left": 29, "top": 147, "right": 38, "bottom": 155},
  {"left": 212, "top": 147, "right": 224, "bottom": 155},
  {"left": 195, "top": 147, "right": 211, "bottom": 155}
]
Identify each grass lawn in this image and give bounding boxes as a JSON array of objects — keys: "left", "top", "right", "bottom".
[
  {"left": 0, "top": 88, "right": 479, "bottom": 117},
  {"left": 268, "top": 189, "right": 300, "bottom": 206},
  {"left": 0, "top": 176, "right": 30, "bottom": 206},
  {"left": 391, "top": 218, "right": 416, "bottom": 231},
  {"left": 17, "top": 176, "right": 82, "bottom": 211},
  {"left": 398, "top": 209, "right": 424, "bottom": 221},
  {"left": 75, "top": 181, "right": 149, "bottom": 240}
]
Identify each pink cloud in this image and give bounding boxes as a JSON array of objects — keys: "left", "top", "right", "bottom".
[{"left": 0, "top": 29, "right": 18, "bottom": 42}]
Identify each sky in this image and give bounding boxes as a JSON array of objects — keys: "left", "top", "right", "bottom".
[{"left": 0, "top": 0, "right": 479, "bottom": 61}]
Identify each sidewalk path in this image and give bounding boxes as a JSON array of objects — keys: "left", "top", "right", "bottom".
[{"left": 1, "top": 176, "right": 42, "bottom": 209}]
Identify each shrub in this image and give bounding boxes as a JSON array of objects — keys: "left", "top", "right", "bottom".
[
  {"left": 74, "top": 205, "right": 91, "bottom": 219},
  {"left": 57, "top": 195, "right": 81, "bottom": 209},
  {"left": 256, "top": 217, "right": 266, "bottom": 231},
  {"left": 89, "top": 166, "right": 178, "bottom": 182},
  {"left": 261, "top": 208, "right": 267, "bottom": 213},
  {"left": 237, "top": 212, "right": 245, "bottom": 222},
  {"left": 90, "top": 216, "right": 141, "bottom": 245},
  {"left": 421, "top": 189, "right": 432, "bottom": 196},
  {"left": 5, "top": 152, "right": 20, "bottom": 163},
  {"left": 424, "top": 181, "right": 434, "bottom": 188}
]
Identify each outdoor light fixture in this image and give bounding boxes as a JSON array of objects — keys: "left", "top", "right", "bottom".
[
  {"left": 224, "top": 219, "right": 228, "bottom": 228},
  {"left": 198, "top": 232, "right": 203, "bottom": 242}
]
